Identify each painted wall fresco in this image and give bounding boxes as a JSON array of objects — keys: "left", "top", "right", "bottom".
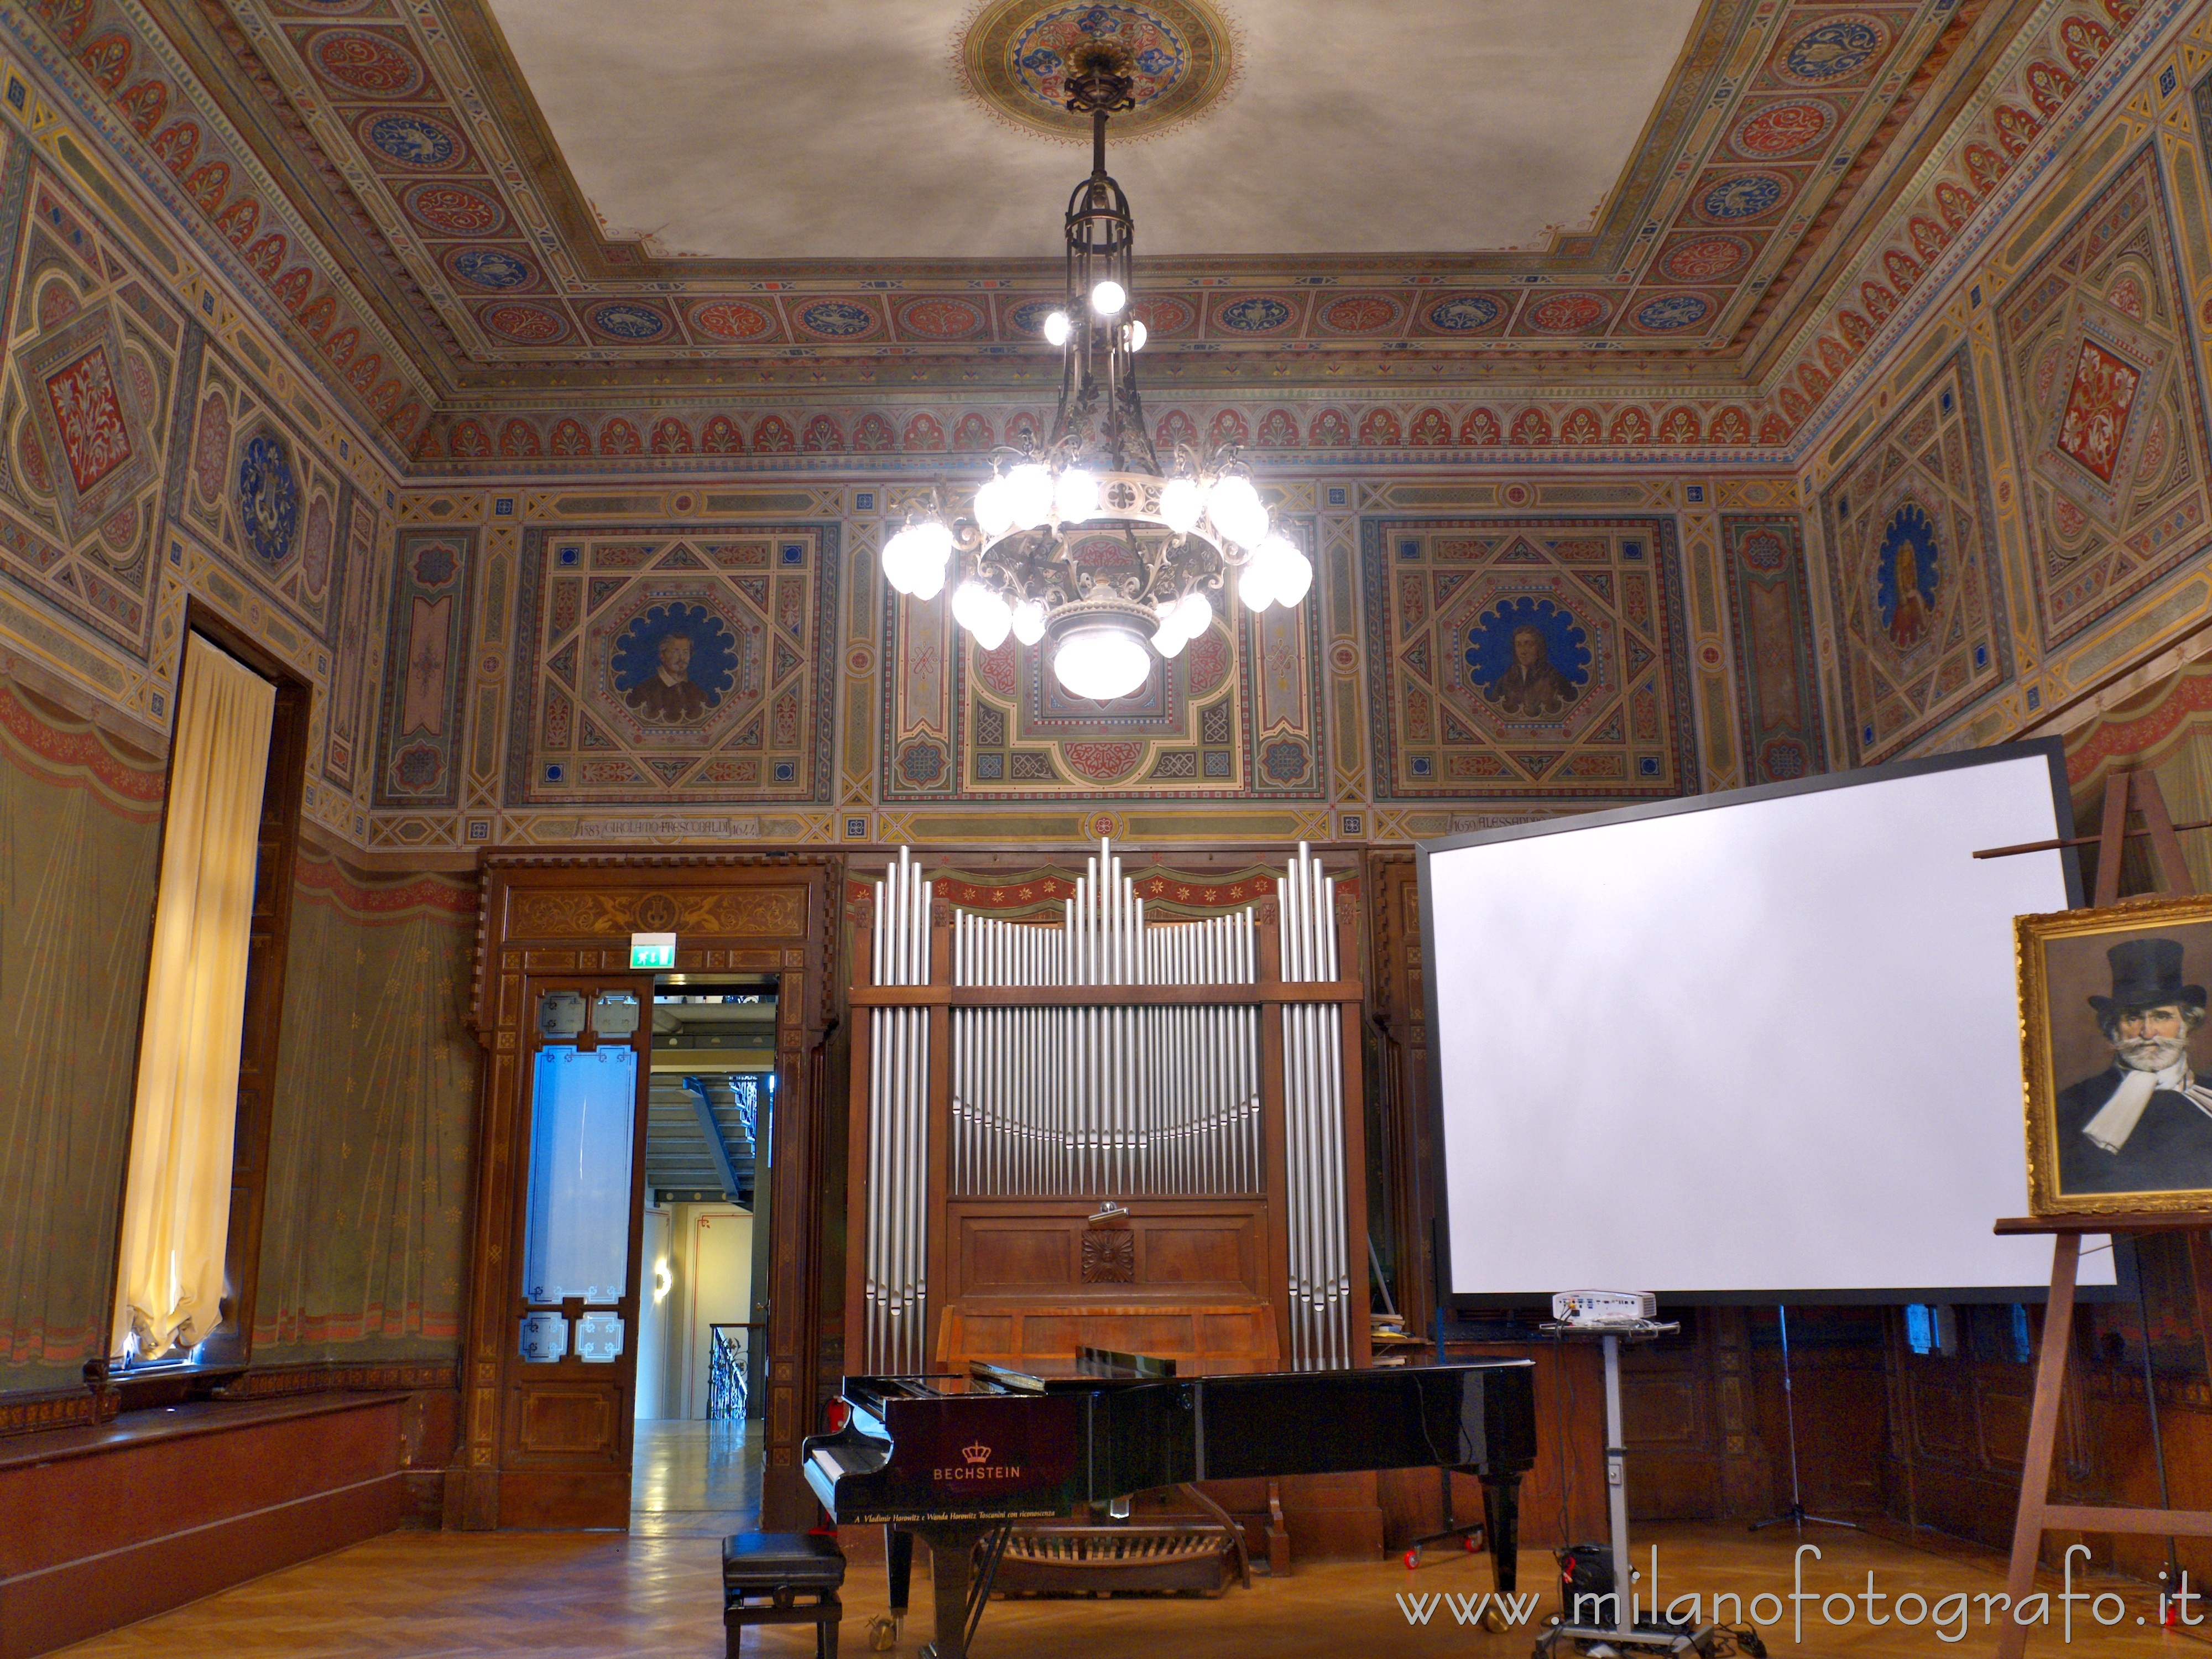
[
  {"left": 0, "top": 116, "right": 400, "bottom": 847},
  {"left": 883, "top": 529, "right": 1323, "bottom": 806},
  {"left": 1995, "top": 144, "right": 2211, "bottom": 651},
  {"left": 1798, "top": 8, "right": 2212, "bottom": 763},
  {"left": 0, "top": 100, "right": 409, "bottom": 1412},
  {"left": 0, "top": 657, "right": 160, "bottom": 1397},
  {"left": 1720, "top": 513, "right": 1827, "bottom": 784},
  {"left": 0, "top": 135, "right": 175, "bottom": 669},
  {"left": 374, "top": 528, "right": 474, "bottom": 810},
  {"left": 254, "top": 849, "right": 476, "bottom": 1362},
  {"left": 1818, "top": 348, "right": 2012, "bottom": 765},
  {"left": 501, "top": 523, "right": 838, "bottom": 811},
  {"left": 1762, "top": 0, "right": 2172, "bottom": 458},
  {"left": 169, "top": 323, "right": 363, "bottom": 663},
  {"left": 1360, "top": 515, "right": 1699, "bottom": 802},
  {"left": 410, "top": 394, "right": 1793, "bottom": 472},
  {"left": 353, "top": 480, "right": 1773, "bottom": 853},
  {"left": 0, "top": 2, "right": 432, "bottom": 457}
]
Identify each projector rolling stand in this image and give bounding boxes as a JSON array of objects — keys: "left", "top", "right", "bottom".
[{"left": 1533, "top": 1321, "right": 1723, "bottom": 1659}]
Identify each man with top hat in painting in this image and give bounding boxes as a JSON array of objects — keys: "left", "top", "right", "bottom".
[{"left": 2055, "top": 937, "right": 2212, "bottom": 1195}]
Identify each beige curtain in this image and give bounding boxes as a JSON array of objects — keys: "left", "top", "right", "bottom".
[{"left": 113, "top": 635, "right": 274, "bottom": 1359}]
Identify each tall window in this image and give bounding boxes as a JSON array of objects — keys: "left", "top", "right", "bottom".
[{"left": 111, "top": 634, "right": 275, "bottom": 1361}]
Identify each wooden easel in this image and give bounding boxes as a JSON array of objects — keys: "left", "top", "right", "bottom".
[{"left": 1991, "top": 769, "right": 2212, "bottom": 1658}]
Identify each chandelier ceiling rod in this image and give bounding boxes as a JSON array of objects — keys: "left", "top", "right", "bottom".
[{"left": 1057, "top": 56, "right": 1150, "bottom": 477}]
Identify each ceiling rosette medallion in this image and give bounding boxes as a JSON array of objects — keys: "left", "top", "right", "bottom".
[{"left": 956, "top": 0, "right": 1241, "bottom": 143}]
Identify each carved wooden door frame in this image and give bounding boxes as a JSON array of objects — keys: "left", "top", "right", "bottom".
[{"left": 457, "top": 853, "right": 838, "bottom": 1531}]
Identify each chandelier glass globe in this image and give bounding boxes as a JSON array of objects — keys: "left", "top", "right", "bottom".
[
  {"left": 1206, "top": 474, "right": 1269, "bottom": 548},
  {"left": 1239, "top": 555, "right": 1277, "bottom": 612},
  {"left": 1054, "top": 467, "right": 1098, "bottom": 525},
  {"left": 1053, "top": 623, "right": 1151, "bottom": 701},
  {"left": 951, "top": 580, "right": 1014, "bottom": 651},
  {"left": 1160, "top": 477, "right": 1203, "bottom": 535},
  {"left": 1006, "top": 462, "right": 1055, "bottom": 531}
]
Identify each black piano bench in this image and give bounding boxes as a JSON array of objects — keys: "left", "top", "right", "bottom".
[{"left": 721, "top": 1531, "right": 846, "bottom": 1658}]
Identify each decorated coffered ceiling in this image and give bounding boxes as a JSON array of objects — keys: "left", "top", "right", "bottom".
[
  {"left": 484, "top": 0, "right": 1703, "bottom": 262},
  {"left": 0, "top": 0, "right": 2139, "bottom": 453}
]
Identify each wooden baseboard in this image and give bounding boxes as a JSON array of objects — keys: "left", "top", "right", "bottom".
[
  {"left": 0, "top": 1394, "right": 407, "bottom": 1657},
  {"left": 2, "top": 1471, "right": 403, "bottom": 1658}
]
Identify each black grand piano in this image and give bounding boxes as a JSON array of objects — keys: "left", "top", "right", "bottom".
[{"left": 804, "top": 1351, "right": 1537, "bottom": 1657}]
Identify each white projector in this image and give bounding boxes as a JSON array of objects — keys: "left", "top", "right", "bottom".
[{"left": 1551, "top": 1290, "right": 1657, "bottom": 1328}]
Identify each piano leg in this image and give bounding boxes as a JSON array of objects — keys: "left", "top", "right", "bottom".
[
  {"left": 864, "top": 1525, "right": 913, "bottom": 1652},
  {"left": 911, "top": 1521, "right": 993, "bottom": 1659},
  {"left": 1478, "top": 1471, "right": 1525, "bottom": 1595}
]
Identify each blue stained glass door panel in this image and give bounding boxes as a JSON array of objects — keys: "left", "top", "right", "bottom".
[{"left": 523, "top": 1045, "right": 638, "bottom": 1305}]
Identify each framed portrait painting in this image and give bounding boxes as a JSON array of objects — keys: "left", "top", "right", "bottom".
[{"left": 2019, "top": 894, "right": 2212, "bottom": 1217}]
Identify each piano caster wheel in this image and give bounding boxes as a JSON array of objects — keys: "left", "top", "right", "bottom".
[
  {"left": 865, "top": 1613, "right": 899, "bottom": 1652},
  {"left": 1464, "top": 1533, "right": 1479, "bottom": 1553},
  {"left": 1404, "top": 1547, "right": 1420, "bottom": 1569},
  {"left": 1479, "top": 1603, "right": 1508, "bottom": 1634}
]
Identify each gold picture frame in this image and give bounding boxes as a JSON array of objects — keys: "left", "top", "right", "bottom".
[{"left": 2018, "top": 893, "right": 2212, "bottom": 1217}]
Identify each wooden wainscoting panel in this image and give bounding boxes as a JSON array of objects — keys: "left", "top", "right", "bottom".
[
  {"left": 937, "top": 1300, "right": 1281, "bottom": 1375},
  {"left": 1021, "top": 1311, "right": 1196, "bottom": 1359},
  {"left": 1276, "top": 1469, "right": 1385, "bottom": 1562},
  {"left": 1622, "top": 1373, "right": 1700, "bottom": 1445},
  {"left": 1913, "top": 1369, "right": 1968, "bottom": 1455},
  {"left": 945, "top": 1201, "right": 1272, "bottom": 1307},
  {"left": 1143, "top": 1222, "right": 1257, "bottom": 1290},
  {"left": 1975, "top": 1378, "right": 2032, "bottom": 1473},
  {"left": 965, "top": 1223, "right": 1077, "bottom": 1289},
  {"left": 489, "top": 1469, "right": 631, "bottom": 1531},
  {"left": 1198, "top": 1307, "right": 1275, "bottom": 1359},
  {"left": 513, "top": 1385, "right": 616, "bottom": 1458}
]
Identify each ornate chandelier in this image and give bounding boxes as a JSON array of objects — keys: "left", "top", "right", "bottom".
[{"left": 881, "top": 51, "right": 1312, "bottom": 703}]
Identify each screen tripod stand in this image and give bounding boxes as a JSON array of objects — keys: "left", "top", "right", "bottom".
[{"left": 1749, "top": 1305, "right": 1858, "bottom": 1533}]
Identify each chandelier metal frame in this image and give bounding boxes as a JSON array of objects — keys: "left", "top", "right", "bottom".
[{"left": 881, "top": 50, "right": 1311, "bottom": 703}]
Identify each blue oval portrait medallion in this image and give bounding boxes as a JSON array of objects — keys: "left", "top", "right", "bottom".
[
  {"left": 450, "top": 247, "right": 535, "bottom": 290},
  {"left": 591, "top": 303, "right": 668, "bottom": 341},
  {"left": 237, "top": 432, "right": 300, "bottom": 568},
  {"left": 1218, "top": 296, "right": 1291, "bottom": 332},
  {"left": 1784, "top": 18, "right": 1882, "bottom": 80},
  {"left": 365, "top": 113, "right": 460, "bottom": 168},
  {"left": 611, "top": 603, "right": 739, "bottom": 727},
  {"left": 1465, "top": 597, "right": 1591, "bottom": 719},
  {"left": 1636, "top": 294, "right": 1710, "bottom": 331},
  {"left": 1874, "top": 503, "right": 1941, "bottom": 649},
  {"left": 1427, "top": 295, "right": 1501, "bottom": 331},
  {"left": 1699, "top": 174, "right": 1786, "bottom": 220},
  {"left": 800, "top": 301, "right": 875, "bottom": 337}
]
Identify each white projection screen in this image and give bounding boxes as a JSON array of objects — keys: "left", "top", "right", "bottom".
[{"left": 1420, "top": 742, "right": 2111, "bottom": 1301}]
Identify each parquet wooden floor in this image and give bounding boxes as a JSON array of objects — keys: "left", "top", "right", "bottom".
[{"left": 53, "top": 1521, "right": 2210, "bottom": 1657}]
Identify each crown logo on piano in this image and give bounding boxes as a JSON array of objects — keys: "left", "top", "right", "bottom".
[{"left": 962, "top": 1441, "right": 992, "bottom": 1465}]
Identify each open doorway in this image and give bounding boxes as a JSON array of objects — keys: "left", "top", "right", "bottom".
[{"left": 631, "top": 975, "right": 775, "bottom": 1536}]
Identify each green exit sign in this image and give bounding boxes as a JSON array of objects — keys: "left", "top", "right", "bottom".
[{"left": 630, "top": 932, "right": 676, "bottom": 971}]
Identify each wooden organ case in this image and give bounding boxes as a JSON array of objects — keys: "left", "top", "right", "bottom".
[{"left": 845, "top": 838, "right": 1371, "bottom": 1390}]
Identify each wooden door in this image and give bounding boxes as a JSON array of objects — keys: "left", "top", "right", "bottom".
[
  {"left": 495, "top": 976, "right": 653, "bottom": 1527},
  {"left": 457, "top": 855, "right": 835, "bottom": 1532}
]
